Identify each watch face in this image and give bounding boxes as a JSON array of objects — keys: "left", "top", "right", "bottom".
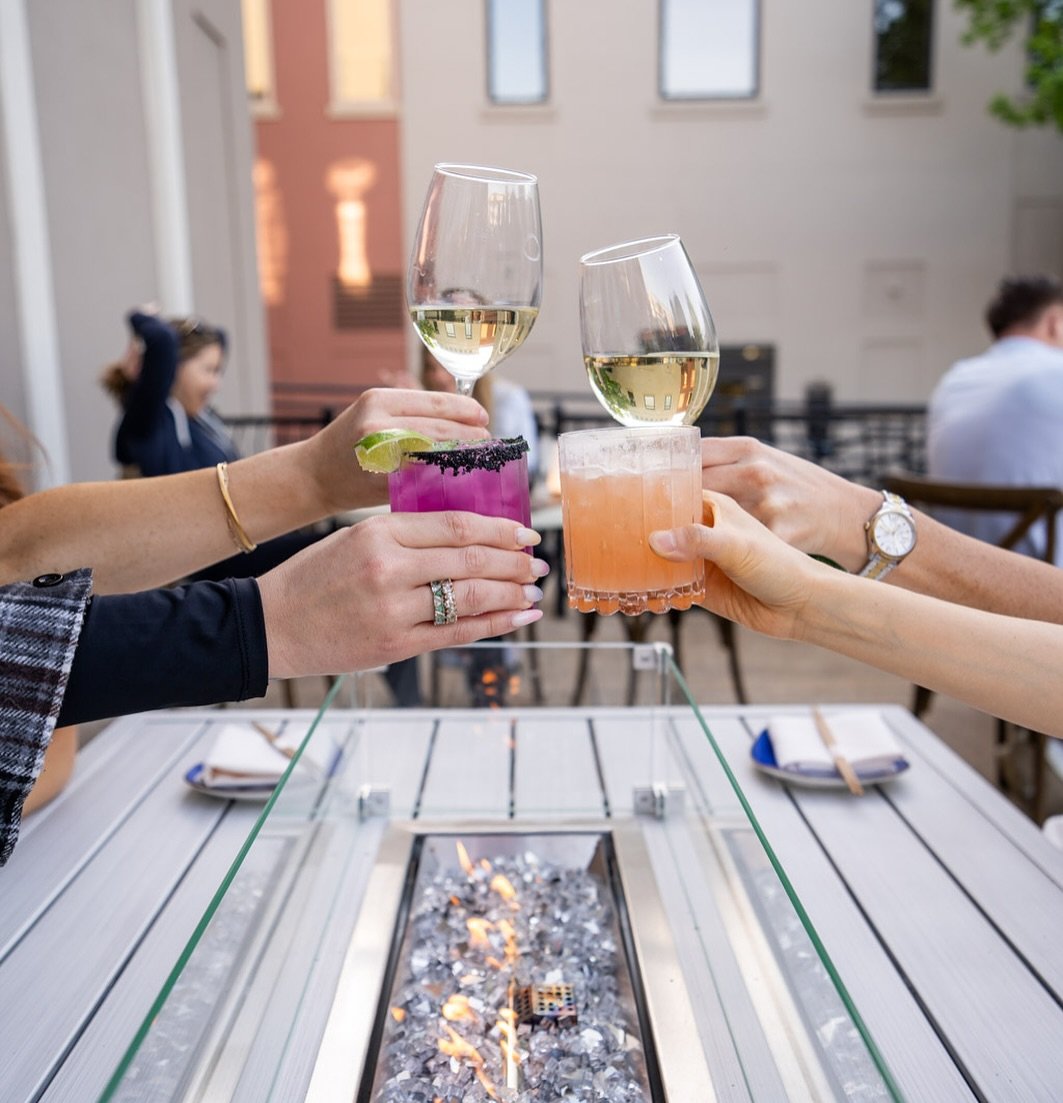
[{"left": 873, "top": 512, "right": 916, "bottom": 558}]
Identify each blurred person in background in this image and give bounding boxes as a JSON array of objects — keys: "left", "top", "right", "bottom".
[
  {"left": 928, "top": 274, "right": 1063, "bottom": 563},
  {"left": 102, "top": 306, "right": 320, "bottom": 581},
  {"left": 101, "top": 307, "right": 237, "bottom": 478},
  {"left": 420, "top": 346, "right": 541, "bottom": 482},
  {"left": 0, "top": 411, "right": 78, "bottom": 816}
]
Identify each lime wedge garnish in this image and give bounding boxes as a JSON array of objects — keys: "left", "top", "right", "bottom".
[{"left": 354, "top": 429, "right": 435, "bottom": 473}]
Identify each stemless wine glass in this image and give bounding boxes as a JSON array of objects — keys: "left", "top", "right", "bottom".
[
  {"left": 579, "top": 234, "right": 718, "bottom": 426},
  {"left": 408, "top": 163, "right": 542, "bottom": 396}
]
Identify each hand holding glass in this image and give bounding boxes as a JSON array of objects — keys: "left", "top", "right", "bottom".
[
  {"left": 579, "top": 234, "right": 718, "bottom": 426},
  {"left": 407, "top": 164, "right": 542, "bottom": 396}
]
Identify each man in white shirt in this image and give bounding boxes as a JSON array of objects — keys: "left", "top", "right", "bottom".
[{"left": 928, "top": 275, "right": 1063, "bottom": 563}]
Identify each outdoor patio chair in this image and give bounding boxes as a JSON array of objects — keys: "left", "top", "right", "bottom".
[
  {"left": 571, "top": 607, "right": 747, "bottom": 708},
  {"left": 882, "top": 472, "right": 1063, "bottom": 820}
]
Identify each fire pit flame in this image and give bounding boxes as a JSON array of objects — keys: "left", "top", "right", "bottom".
[
  {"left": 370, "top": 837, "right": 652, "bottom": 1102},
  {"left": 466, "top": 916, "right": 494, "bottom": 949},
  {"left": 455, "top": 841, "right": 475, "bottom": 878},
  {"left": 437, "top": 1023, "right": 502, "bottom": 1101},
  {"left": 441, "top": 993, "right": 477, "bottom": 1023},
  {"left": 497, "top": 1003, "right": 523, "bottom": 1091},
  {"left": 490, "top": 873, "right": 519, "bottom": 905}
]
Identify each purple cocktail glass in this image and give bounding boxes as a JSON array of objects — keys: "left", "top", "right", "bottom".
[{"left": 388, "top": 437, "right": 531, "bottom": 530}]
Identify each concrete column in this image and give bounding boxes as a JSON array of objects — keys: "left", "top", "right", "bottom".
[
  {"left": 0, "top": 0, "right": 70, "bottom": 487},
  {"left": 136, "top": 0, "right": 194, "bottom": 314}
]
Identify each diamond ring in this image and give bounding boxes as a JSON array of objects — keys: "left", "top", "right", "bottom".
[{"left": 429, "top": 578, "right": 458, "bottom": 626}]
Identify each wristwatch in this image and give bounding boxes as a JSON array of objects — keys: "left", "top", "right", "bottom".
[{"left": 858, "top": 491, "right": 916, "bottom": 580}]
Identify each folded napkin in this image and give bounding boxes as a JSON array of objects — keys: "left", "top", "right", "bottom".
[
  {"left": 201, "top": 721, "right": 316, "bottom": 790},
  {"left": 766, "top": 711, "right": 908, "bottom": 780}
]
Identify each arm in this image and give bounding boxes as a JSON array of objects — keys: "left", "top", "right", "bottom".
[
  {"left": 650, "top": 493, "right": 1063, "bottom": 738},
  {"left": 700, "top": 436, "right": 1063, "bottom": 622},
  {"left": 56, "top": 511, "right": 546, "bottom": 722},
  {"left": 0, "top": 570, "right": 92, "bottom": 865},
  {"left": 0, "top": 388, "right": 490, "bottom": 594},
  {"left": 118, "top": 312, "right": 179, "bottom": 436}
]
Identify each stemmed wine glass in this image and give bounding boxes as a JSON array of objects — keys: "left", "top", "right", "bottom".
[
  {"left": 408, "top": 164, "right": 542, "bottom": 396},
  {"left": 578, "top": 234, "right": 718, "bottom": 426}
]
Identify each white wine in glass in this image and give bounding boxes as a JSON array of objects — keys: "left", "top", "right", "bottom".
[
  {"left": 579, "top": 234, "right": 718, "bottom": 426},
  {"left": 408, "top": 164, "right": 542, "bottom": 396}
]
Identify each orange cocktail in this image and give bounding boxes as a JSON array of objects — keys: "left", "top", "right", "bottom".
[{"left": 559, "top": 426, "right": 705, "bottom": 615}]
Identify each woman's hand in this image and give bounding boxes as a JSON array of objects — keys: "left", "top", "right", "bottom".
[
  {"left": 649, "top": 491, "right": 832, "bottom": 641},
  {"left": 257, "top": 511, "right": 546, "bottom": 678},
  {"left": 700, "top": 437, "right": 881, "bottom": 572},
  {"left": 302, "top": 388, "right": 491, "bottom": 514}
]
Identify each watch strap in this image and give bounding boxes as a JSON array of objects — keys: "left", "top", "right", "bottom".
[{"left": 858, "top": 553, "right": 898, "bottom": 581}]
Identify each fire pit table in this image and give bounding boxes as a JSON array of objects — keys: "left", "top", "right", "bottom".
[{"left": 9, "top": 643, "right": 1058, "bottom": 1102}]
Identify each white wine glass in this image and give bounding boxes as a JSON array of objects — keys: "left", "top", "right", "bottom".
[
  {"left": 408, "top": 163, "right": 542, "bottom": 396},
  {"left": 579, "top": 234, "right": 718, "bottom": 426}
]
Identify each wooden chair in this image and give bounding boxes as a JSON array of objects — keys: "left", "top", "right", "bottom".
[
  {"left": 881, "top": 472, "right": 1063, "bottom": 819},
  {"left": 571, "top": 607, "right": 747, "bottom": 707}
]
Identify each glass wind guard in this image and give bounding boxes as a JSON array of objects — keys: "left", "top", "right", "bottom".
[{"left": 100, "top": 642, "right": 900, "bottom": 1102}]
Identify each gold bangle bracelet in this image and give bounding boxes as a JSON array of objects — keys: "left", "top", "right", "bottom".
[{"left": 215, "top": 462, "right": 257, "bottom": 553}]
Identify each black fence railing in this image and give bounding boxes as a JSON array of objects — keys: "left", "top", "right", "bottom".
[
  {"left": 225, "top": 386, "right": 926, "bottom": 486},
  {"left": 528, "top": 392, "right": 926, "bottom": 484}
]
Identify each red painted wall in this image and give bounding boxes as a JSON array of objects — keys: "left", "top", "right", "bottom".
[{"left": 254, "top": 0, "right": 405, "bottom": 403}]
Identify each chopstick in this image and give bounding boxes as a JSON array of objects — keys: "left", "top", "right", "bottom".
[
  {"left": 252, "top": 720, "right": 295, "bottom": 760},
  {"left": 813, "top": 707, "right": 865, "bottom": 797},
  {"left": 252, "top": 720, "right": 328, "bottom": 780}
]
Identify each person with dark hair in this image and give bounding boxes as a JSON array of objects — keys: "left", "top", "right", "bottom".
[
  {"left": 103, "top": 309, "right": 237, "bottom": 478},
  {"left": 927, "top": 274, "right": 1063, "bottom": 562},
  {"left": 984, "top": 274, "right": 1063, "bottom": 339},
  {"left": 103, "top": 307, "right": 325, "bottom": 580}
]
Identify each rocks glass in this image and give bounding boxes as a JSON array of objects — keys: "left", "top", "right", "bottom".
[
  {"left": 388, "top": 437, "right": 532, "bottom": 528},
  {"left": 559, "top": 426, "right": 704, "bottom": 615}
]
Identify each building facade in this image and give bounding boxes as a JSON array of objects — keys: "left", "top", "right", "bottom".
[
  {"left": 0, "top": 0, "right": 265, "bottom": 488},
  {"left": 397, "top": 0, "right": 1063, "bottom": 403}
]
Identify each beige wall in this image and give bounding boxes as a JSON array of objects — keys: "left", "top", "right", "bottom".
[
  {"left": 399, "top": 0, "right": 1063, "bottom": 404},
  {"left": 0, "top": 0, "right": 265, "bottom": 487}
]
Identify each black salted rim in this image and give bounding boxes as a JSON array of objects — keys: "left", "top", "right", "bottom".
[{"left": 403, "top": 437, "right": 528, "bottom": 475}]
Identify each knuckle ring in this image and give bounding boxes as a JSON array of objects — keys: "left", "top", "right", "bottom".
[{"left": 429, "top": 578, "right": 458, "bottom": 626}]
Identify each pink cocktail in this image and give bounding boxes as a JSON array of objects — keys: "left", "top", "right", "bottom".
[{"left": 388, "top": 437, "right": 531, "bottom": 528}]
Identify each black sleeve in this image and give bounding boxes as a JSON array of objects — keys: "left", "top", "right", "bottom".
[{"left": 57, "top": 577, "right": 269, "bottom": 726}]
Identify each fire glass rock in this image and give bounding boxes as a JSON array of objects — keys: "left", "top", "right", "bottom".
[{"left": 369, "top": 847, "right": 651, "bottom": 1102}]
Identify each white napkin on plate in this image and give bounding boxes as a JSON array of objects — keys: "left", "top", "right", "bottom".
[
  {"left": 767, "top": 711, "right": 908, "bottom": 779},
  {"left": 201, "top": 722, "right": 315, "bottom": 789}
]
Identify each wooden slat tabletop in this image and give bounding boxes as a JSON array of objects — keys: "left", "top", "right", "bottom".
[{"left": 3, "top": 704, "right": 1061, "bottom": 1102}]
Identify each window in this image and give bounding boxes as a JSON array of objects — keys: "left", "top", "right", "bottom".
[
  {"left": 487, "top": 0, "right": 548, "bottom": 105},
  {"left": 327, "top": 0, "right": 395, "bottom": 113},
  {"left": 240, "top": 0, "right": 277, "bottom": 114},
  {"left": 659, "top": 0, "right": 759, "bottom": 100},
  {"left": 874, "top": 0, "right": 934, "bottom": 92}
]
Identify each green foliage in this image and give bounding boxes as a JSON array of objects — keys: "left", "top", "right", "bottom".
[{"left": 954, "top": 0, "right": 1063, "bottom": 131}]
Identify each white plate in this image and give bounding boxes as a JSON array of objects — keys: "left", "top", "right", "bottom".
[
  {"left": 184, "top": 762, "right": 277, "bottom": 802},
  {"left": 750, "top": 730, "right": 909, "bottom": 789}
]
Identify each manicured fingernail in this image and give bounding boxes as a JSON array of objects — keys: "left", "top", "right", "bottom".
[
  {"left": 529, "top": 558, "right": 550, "bottom": 577},
  {"left": 512, "top": 608, "right": 543, "bottom": 628},
  {"left": 522, "top": 584, "right": 544, "bottom": 604},
  {"left": 649, "top": 531, "right": 677, "bottom": 554},
  {"left": 516, "top": 527, "right": 541, "bottom": 547}
]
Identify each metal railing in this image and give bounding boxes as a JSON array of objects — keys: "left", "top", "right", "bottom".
[
  {"left": 529, "top": 392, "right": 926, "bottom": 484},
  {"left": 223, "top": 387, "right": 926, "bottom": 484}
]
